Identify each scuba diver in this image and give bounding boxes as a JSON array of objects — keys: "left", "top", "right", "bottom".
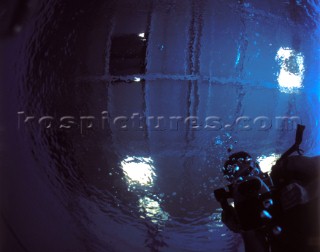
[{"left": 215, "top": 125, "right": 320, "bottom": 252}]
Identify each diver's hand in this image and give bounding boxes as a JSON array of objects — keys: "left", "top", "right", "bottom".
[
  {"left": 281, "top": 182, "right": 309, "bottom": 210},
  {"left": 221, "top": 205, "right": 240, "bottom": 233}
]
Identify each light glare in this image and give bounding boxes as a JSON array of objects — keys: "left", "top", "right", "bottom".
[
  {"left": 121, "top": 156, "right": 155, "bottom": 186},
  {"left": 275, "top": 47, "right": 305, "bottom": 93},
  {"left": 138, "top": 196, "right": 169, "bottom": 224},
  {"left": 256, "top": 153, "right": 281, "bottom": 173}
]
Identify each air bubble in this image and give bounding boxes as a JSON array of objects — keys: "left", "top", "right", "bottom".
[
  {"left": 263, "top": 199, "right": 273, "bottom": 208},
  {"left": 236, "top": 177, "right": 244, "bottom": 183},
  {"left": 272, "top": 226, "right": 282, "bottom": 235},
  {"left": 260, "top": 210, "right": 272, "bottom": 219},
  {"left": 227, "top": 165, "right": 233, "bottom": 171}
]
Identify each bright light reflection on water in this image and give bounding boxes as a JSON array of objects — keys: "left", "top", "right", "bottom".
[
  {"left": 121, "top": 156, "right": 156, "bottom": 187},
  {"left": 139, "top": 196, "right": 170, "bottom": 225}
]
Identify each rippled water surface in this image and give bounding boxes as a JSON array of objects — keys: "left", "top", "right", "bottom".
[{"left": 1, "top": 0, "right": 320, "bottom": 251}]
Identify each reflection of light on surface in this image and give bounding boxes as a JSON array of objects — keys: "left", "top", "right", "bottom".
[
  {"left": 257, "top": 153, "right": 281, "bottom": 173},
  {"left": 209, "top": 209, "right": 223, "bottom": 229},
  {"left": 121, "top": 156, "right": 155, "bottom": 186},
  {"left": 275, "top": 47, "right": 305, "bottom": 93},
  {"left": 235, "top": 48, "right": 241, "bottom": 66},
  {"left": 138, "top": 33, "right": 145, "bottom": 38},
  {"left": 134, "top": 77, "right": 141, "bottom": 82},
  {"left": 139, "top": 196, "right": 169, "bottom": 224}
]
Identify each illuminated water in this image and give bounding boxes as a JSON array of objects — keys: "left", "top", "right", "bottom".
[{"left": 0, "top": 0, "right": 319, "bottom": 251}]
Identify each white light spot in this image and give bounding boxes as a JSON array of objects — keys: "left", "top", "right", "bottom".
[
  {"left": 256, "top": 153, "right": 281, "bottom": 173},
  {"left": 121, "top": 156, "right": 155, "bottom": 187},
  {"left": 138, "top": 33, "right": 145, "bottom": 38},
  {"left": 139, "top": 196, "right": 169, "bottom": 224},
  {"left": 134, "top": 77, "right": 141, "bottom": 82},
  {"left": 275, "top": 47, "right": 305, "bottom": 93}
]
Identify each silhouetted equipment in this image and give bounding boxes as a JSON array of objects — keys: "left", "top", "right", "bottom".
[{"left": 214, "top": 124, "right": 306, "bottom": 232}]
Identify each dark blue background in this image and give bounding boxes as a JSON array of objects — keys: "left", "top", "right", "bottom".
[{"left": 0, "top": 0, "right": 319, "bottom": 251}]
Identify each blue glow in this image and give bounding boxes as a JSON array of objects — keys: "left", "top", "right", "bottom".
[
  {"left": 235, "top": 47, "right": 241, "bottom": 66},
  {"left": 260, "top": 210, "right": 272, "bottom": 219}
]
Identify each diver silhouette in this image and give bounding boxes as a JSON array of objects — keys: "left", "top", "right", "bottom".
[
  {"left": 220, "top": 152, "right": 319, "bottom": 252},
  {"left": 215, "top": 125, "right": 320, "bottom": 252}
]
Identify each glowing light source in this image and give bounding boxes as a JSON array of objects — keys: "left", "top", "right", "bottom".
[
  {"left": 256, "top": 153, "right": 281, "bottom": 173},
  {"left": 133, "top": 77, "right": 141, "bottom": 82},
  {"left": 138, "top": 33, "right": 145, "bottom": 38},
  {"left": 275, "top": 47, "right": 305, "bottom": 93},
  {"left": 121, "top": 156, "right": 155, "bottom": 187}
]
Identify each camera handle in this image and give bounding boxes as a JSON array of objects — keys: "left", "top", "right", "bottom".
[{"left": 214, "top": 185, "right": 233, "bottom": 209}]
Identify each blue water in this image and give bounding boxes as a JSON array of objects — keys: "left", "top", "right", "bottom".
[{"left": 0, "top": 0, "right": 319, "bottom": 251}]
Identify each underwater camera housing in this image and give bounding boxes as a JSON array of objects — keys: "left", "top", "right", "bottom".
[
  {"left": 214, "top": 173, "right": 278, "bottom": 231},
  {"left": 215, "top": 124, "right": 305, "bottom": 232}
]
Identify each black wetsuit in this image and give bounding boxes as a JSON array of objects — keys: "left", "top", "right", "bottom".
[{"left": 269, "top": 155, "right": 320, "bottom": 252}]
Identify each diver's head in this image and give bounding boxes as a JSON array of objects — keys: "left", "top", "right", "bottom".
[{"left": 223, "top": 152, "right": 261, "bottom": 182}]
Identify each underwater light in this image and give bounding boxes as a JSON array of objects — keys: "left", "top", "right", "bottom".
[
  {"left": 121, "top": 156, "right": 155, "bottom": 186},
  {"left": 256, "top": 153, "right": 281, "bottom": 173},
  {"left": 275, "top": 47, "right": 305, "bottom": 93}
]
